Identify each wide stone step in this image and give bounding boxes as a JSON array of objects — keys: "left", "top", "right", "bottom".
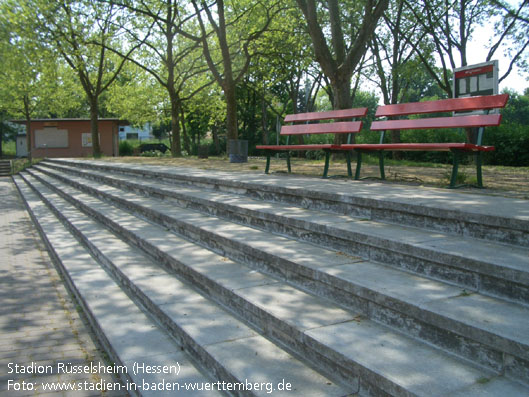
[
  {"left": 41, "top": 159, "right": 529, "bottom": 303},
  {"left": 29, "top": 163, "right": 529, "bottom": 373},
  {"left": 18, "top": 172, "right": 352, "bottom": 397},
  {"left": 23, "top": 168, "right": 529, "bottom": 388},
  {"left": 46, "top": 158, "right": 529, "bottom": 248},
  {"left": 13, "top": 175, "right": 219, "bottom": 397},
  {"left": 36, "top": 161, "right": 529, "bottom": 307}
]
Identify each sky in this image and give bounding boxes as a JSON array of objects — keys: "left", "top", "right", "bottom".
[
  {"left": 467, "top": 25, "right": 528, "bottom": 94},
  {"left": 467, "top": 0, "right": 529, "bottom": 93}
]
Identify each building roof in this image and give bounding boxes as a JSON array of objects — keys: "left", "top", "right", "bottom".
[{"left": 11, "top": 118, "right": 129, "bottom": 125}]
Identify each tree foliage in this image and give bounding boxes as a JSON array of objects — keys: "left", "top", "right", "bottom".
[
  {"left": 0, "top": 0, "right": 528, "bottom": 165},
  {"left": 0, "top": 0, "right": 83, "bottom": 158}
]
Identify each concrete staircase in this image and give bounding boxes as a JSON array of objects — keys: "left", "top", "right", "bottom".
[
  {"left": 13, "top": 158, "right": 529, "bottom": 396},
  {"left": 0, "top": 160, "right": 12, "bottom": 176}
]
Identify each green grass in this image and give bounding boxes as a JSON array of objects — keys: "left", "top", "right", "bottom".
[
  {"left": 1, "top": 141, "right": 16, "bottom": 158},
  {"left": 12, "top": 158, "right": 43, "bottom": 173},
  {"left": 360, "top": 153, "right": 447, "bottom": 168}
]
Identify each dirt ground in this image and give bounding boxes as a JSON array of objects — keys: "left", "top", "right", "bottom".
[{"left": 96, "top": 156, "right": 529, "bottom": 200}]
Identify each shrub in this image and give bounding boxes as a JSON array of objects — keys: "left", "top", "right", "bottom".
[
  {"left": 119, "top": 140, "right": 134, "bottom": 156},
  {"left": 140, "top": 150, "right": 167, "bottom": 157},
  {"left": 483, "top": 124, "right": 529, "bottom": 166}
]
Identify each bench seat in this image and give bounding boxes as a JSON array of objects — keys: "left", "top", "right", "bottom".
[
  {"left": 256, "top": 144, "right": 334, "bottom": 151},
  {"left": 334, "top": 143, "right": 495, "bottom": 152}
]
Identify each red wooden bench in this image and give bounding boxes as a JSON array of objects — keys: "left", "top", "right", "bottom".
[
  {"left": 256, "top": 108, "right": 368, "bottom": 178},
  {"left": 334, "top": 94, "right": 509, "bottom": 188}
]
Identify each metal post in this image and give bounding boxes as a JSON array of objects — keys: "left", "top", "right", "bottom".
[
  {"left": 449, "top": 151, "right": 461, "bottom": 188},
  {"left": 476, "top": 152, "right": 483, "bottom": 188},
  {"left": 355, "top": 152, "right": 363, "bottom": 180},
  {"left": 322, "top": 151, "right": 330, "bottom": 178},
  {"left": 379, "top": 151, "right": 386, "bottom": 180},
  {"left": 346, "top": 152, "right": 353, "bottom": 178}
]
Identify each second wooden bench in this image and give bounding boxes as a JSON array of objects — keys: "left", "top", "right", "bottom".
[
  {"left": 334, "top": 94, "right": 508, "bottom": 188},
  {"left": 256, "top": 107, "right": 367, "bottom": 178}
]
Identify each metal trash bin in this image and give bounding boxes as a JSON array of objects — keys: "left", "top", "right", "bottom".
[
  {"left": 198, "top": 145, "right": 209, "bottom": 159},
  {"left": 228, "top": 139, "right": 248, "bottom": 163}
]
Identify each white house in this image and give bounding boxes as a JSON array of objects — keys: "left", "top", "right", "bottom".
[{"left": 119, "top": 123, "right": 153, "bottom": 141}]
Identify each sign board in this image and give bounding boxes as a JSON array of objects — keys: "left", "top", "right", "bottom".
[
  {"left": 82, "top": 132, "right": 100, "bottom": 147},
  {"left": 453, "top": 60, "right": 498, "bottom": 98},
  {"left": 82, "top": 133, "right": 93, "bottom": 147}
]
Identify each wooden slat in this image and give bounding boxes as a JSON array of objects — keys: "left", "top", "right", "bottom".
[
  {"left": 375, "top": 94, "right": 509, "bottom": 117},
  {"left": 370, "top": 114, "right": 501, "bottom": 131},
  {"left": 256, "top": 144, "right": 334, "bottom": 150},
  {"left": 335, "top": 143, "right": 495, "bottom": 152},
  {"left": 284, "top": 108, "right": 367, "bottom": 123},
  {"left": 281, "top": 121, "right": 362, "bottom": 135}
]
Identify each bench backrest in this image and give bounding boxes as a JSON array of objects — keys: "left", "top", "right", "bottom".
[
  {"left": 281, "top": 108, "right": 367, "bottom": 136},
  {"left": 375, "top": 94, "right": 508, "bottom": 117},
  {"left": 371, "top": 94, "right": 508, "bottom": 132}
]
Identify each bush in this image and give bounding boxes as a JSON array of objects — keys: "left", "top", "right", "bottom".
[
  {"left": 140, "top": 150, "right": 167, "bottom": 157},
  {"left": 119, "top": 140, "right": 134, "bottom": 156},
  {"left": 305, "top": 150, "right": 326, "bottom": 160},
  {"left": 484, "top": 124, "right": 529, "bottom": 166}
]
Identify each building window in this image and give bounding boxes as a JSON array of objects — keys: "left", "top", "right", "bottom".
[
  {"left": 35, "top": 128, "right": 68, "bottom": 148},
  {"left": 126, "top": 133, "right": 139, "bottom": 140}
]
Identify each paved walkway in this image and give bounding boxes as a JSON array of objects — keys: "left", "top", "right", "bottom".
[{"left": 0, "top": 177, "right": 126, "bottom": 396}]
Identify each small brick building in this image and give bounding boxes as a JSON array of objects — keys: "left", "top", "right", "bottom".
[{"left": 14, "top": 118, "right": 127, "bottom": 158}]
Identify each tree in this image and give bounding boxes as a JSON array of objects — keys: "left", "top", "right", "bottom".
[
  {"left": 369, "top": 0, "right": 436, "bottom": 151},
  {"left": 0, "top": 113, "right": 18, "bottom": 157},
  {"left": 190, "top": 0, "right": 283, "bottom": 147},
  {"left": 401, "top": 0, "right": 529, "bottom": 96},
  {"left": 108, "top": 0, "right": 215, "bottom": 156},
  {"left": 295, "top": 0, "right": 389, "bottom": 144},
  {"left": 105, "top": 62, "right": 166, "bottom": 127},
  {"left": 488, "top": 0, "right": 529, "bottom": 80},
  {"left": 29, "top": 0, "right": 142, "bottom": 157},
  {"left": 0, "top": 2, "right": 80, "bottom": 159},
  {"left": 240, "top": 4, "right": 317, "bottom": 148}
]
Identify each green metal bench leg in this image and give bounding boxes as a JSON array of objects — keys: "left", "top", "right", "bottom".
[
  {"left": 355, "top": 152, "right": 362, "bottom": 180},
  {"left": 322, "top": 150, "right": 330, "bottom": 178},
  {"left": 476, "top": 152, "right": 483, "bottom": 188},
  {"left": 346, "top": 152, "right": 353, "bottom": 178},
  {"left": 378, "top": 151, "right": 386, "bottom": 180},
  {"left": 449, "top": 151, "right": 461, "bottom": 189},
  {"left": 286, "top": 152, "right": 291, "bottom": 173},
  {"left": 264, "top": 154, "right": 271, "bottom": 174}
]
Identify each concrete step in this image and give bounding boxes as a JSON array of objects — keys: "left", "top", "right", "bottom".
[
  {"left": 0, "top": 160, "right": 11, "bottom": 176},
  {"left": 12, "top": 175, "right": 220, "bottom": 397},
  {"left": 23, "top": 167, "right": 529, "bottom": 390},
  {"left": 46, "top": 158, "right": 529, "bottom": 248},
  {"left": 18, "top": 170, "right": 526, "bottom": 396},
  {"left": 36, "top": 161, "right": 529, "bottom": 306},
  {"left": 17, "top": 172, "right": 352, "bottom": 397},
  {"left": 14, "top": 172, "right": 361, "bottom": 396}
]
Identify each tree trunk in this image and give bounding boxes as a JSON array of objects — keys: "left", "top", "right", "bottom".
[
  {"left": 180, "top": 106, "right": 191, "bottom": 154},
  {"left": 212, "top": 125, "right": 221, "bottom": 154},
  {"left": 23, "top": 97, "right": 32, "bottom": 161},
  {"left": 332, "top": 77, "right": 353, "bottom": 145},
  {"left": 89, "top": 97, "right": 101, "bottom": 158},
  {"left": 224, "top": 80, "right": 238, "bottom": 152},
  {"left": 170, "top": 97, "right": 182, "bottom": 157},
  {"left": 261, "top": 87, "right": 269, "bottom": 145},
  {"left": 25, "top": 119, "right": 31, "bottom": 161}
]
